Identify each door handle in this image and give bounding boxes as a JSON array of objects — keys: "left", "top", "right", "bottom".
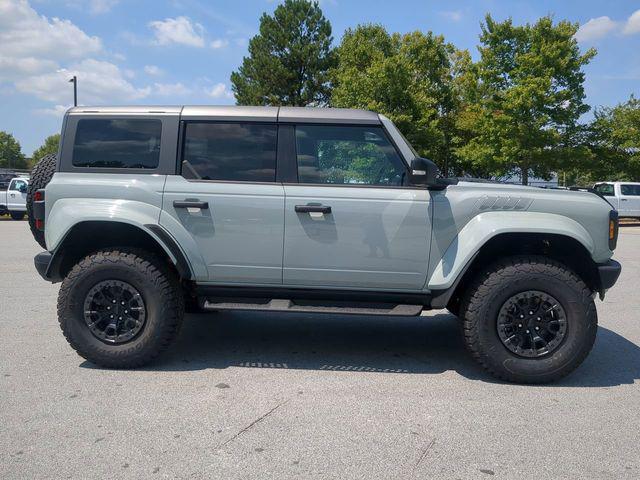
[
  {"left": 621, "top": 198, "right": 628, "bottom": 201},
  {"left": 295, "top": 204, "right": 332, "bottom": 214},
  {"left": 174, "top": 200, "right": 209, "bottom": 209}
]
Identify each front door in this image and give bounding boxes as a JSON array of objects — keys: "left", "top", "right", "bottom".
[
  {"left": 7, "top": 178, "right": 27, "bottom": 210},
  {"left": 161, "top": 121, "right": 284, "bottom": 284},
  {"left": 282, "top": 124, "right": 432, "bottom": 290},
  {"left": 618, "top": 184, "right": 640, "bottom": 217}
]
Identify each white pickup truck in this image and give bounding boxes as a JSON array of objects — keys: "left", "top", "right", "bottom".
[
  {"left": 0, "top": 177, "right": 28, "bottom": 220},
  {"left": 593, "top": 182, "right": 640, "bottom": 218}
]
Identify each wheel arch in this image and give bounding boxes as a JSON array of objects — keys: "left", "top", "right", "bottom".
[
  {"left": 430, "top": 231, "right": 600, "bottom": 311},
  {"left": 45, "top": 221, "right": 193, "bottom": 282}
]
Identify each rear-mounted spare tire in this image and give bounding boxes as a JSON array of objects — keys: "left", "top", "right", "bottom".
[{"left": 27, "top": 153, "right": 57, "bottom": 249}]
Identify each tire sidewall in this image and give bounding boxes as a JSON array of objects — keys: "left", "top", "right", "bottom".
[
  {"left": 60, "top": 258, "right": 171, "bottom": 360},
  {"left": 473, "top": 270, "right": 596, "bottom": 381}
]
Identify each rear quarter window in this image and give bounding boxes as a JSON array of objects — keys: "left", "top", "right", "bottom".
[{"left": 72, "top": 119, "right": 162, "bottom": 169}]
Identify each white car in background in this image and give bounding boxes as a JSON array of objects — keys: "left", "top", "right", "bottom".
[
  {"left": 0, "top": 177, "right": 28, "bottom": 220},
  {"left": 594, "top": 181, "right": 640, "bottom": 218}
]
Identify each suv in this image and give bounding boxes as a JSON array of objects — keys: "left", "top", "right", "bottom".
[
  {"left": 29, "top": 106, "right": 621, "bottom": 383},
  {"left": 593, "top": 181, "right": 640, "bottom": 218}
]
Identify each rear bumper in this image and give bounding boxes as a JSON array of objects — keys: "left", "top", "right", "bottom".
[
  {"left": 597, "top": 259, "right": 622, "bottom": 292},
  {"left": 34, "top": 251, "right": 59, "bottom": 282}
]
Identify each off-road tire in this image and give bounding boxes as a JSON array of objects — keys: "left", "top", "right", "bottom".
[
  {"left": 58, "top": 249, "right": 184, "bottom": 368},
  {"left": 27, "top": 153, "right": 57, "bottom": 248},
  {"left": 460, "top": 255, "right": 597, "bottom": 384},
  {"left": 10, "top": 211, "right": 25, "bottom": 220}
]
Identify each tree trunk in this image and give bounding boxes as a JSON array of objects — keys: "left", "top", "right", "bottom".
[{"left": 521, "top": 166, "right": 528, "bottom": 185}]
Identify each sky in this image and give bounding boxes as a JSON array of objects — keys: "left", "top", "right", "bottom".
[{"left": 1, "top": 0, "right": 640, "bottom": 156}]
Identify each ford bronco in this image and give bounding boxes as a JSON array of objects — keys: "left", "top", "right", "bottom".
[{"left": 28, "top": 106, "right": 621, "bottom": 383}]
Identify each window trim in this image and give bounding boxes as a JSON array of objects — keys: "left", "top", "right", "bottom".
[
  {"left": 289, "top": 122, "right": 413, "bottom": 189},
  {"left": 178, "top": 120, "right": 280, "bottom": 184}
]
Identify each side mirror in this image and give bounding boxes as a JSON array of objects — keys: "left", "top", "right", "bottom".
[
  {"left": 19, "top": 184, "right": 27, "bottom": 193},
  {"left": 409, "top": 157, "right": 439, "bottom": 186}
]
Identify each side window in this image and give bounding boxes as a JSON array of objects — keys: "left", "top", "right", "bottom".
[
  {"left": 594, "top": 183, "right": 615, "bottom": 196},
  {"left": 181, "top": 123, "right": 277, "bottom": 182},
  {"left": 295, "top": 125, "right": 407, "bottom": 186},
  {"left": 72, "top": 119, "right": 162, "bottom": 169},
  {"left": 620, "top": 184, "right": 640, "bottom": 196},
  {"left": 10, "top": 179, "right": 27, "bottom": 191}
]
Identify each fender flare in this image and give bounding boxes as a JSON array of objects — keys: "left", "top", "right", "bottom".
[
  {"left": 45, "top": 199, "right": 206, "bottom": 280},
  {"left": 427, "top": 211, "right": 595, "bottom": 292}
]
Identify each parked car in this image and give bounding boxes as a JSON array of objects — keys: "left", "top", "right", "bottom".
[
  {"left": 28, "top": 106, "right": 621, "bottom": 383},
  {"left": 0, "top": 176, "right": 28, "bottom": 219},
  {"left": 593, "top": 182, "right": 640, "bottom": 218}
]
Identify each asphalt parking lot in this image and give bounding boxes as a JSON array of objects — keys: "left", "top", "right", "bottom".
[{"left": 1, "top": 218, "right": 639, "bottom": 479}]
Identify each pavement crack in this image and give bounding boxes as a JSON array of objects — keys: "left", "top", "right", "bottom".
[
  {"left": 215, "top": 399, "right": 290, "bottom": 451},
  {"left": 412, "top": 438, "right": 436, "bottom": 473}
]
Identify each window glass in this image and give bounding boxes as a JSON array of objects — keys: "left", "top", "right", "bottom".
[
  {"left": 594, "top": 183, "right": 615, "bottom": 196},
  {"left": 295, "top": 125, "right": 406, "bottom": 186},
  {"left": 10, "top": 179, "right": 27, "bottom": 191},
  {"left": 182, "top": 123, "right": 277, "bottom": 182},
  {"left": 621, "top": 184, "right": 640, "bottom": 196},
  {"left": 73, "top": 119, "right": 161, "bottom": 168}
]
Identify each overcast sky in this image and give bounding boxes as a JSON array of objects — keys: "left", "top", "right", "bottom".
[{"left": 1, "top": 0, "right": 640, "bottom": 155}]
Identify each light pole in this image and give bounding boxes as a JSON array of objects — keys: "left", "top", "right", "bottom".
[{"left": 69, "top": 76, "right": 77, "bottom": 106}]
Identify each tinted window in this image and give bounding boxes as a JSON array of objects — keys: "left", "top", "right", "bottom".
[
  {"left": 594, "top": 183, "right": 615, "bottom": 196},
  {"left": 73, "top": 119, "right": 161, "bottom": 168},
  {"left": 621, "top": 184, "right": 640, "bottom": 196},
  {"left": 182, "top": 123, "right": 277, "bottom": 182},
  {"left": 295, "top": 125, "right": 406, "bottom": 186}
]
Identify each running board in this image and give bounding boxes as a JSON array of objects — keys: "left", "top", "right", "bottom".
[{"left": 202, "top": 298, "right": 423, "bottom": 316}]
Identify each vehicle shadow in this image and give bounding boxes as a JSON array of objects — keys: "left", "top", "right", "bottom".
[{"left": 82, "top": 310, "right": 640, "bottom": 387}]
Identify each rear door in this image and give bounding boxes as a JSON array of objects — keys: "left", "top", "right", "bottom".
[
  {"left": 282, "top": 124, "right": 432, "bottom": 290},
  {"left": 619, "top": 184, "right": 640, "bottom": 217},
  {"left": 161, "top": 118, "right": 285, "bottom": 284},
  {"left": 7, "top": 178, "right": 27, "bottom": 210}
]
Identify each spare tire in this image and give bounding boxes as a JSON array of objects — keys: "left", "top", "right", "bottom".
[{"left": 27, "top": 154, "right": 57, "bottom": 249}]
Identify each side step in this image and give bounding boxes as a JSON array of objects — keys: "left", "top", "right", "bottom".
[{"left": 202, "top": 298, "right": 423, "bottom": 316}]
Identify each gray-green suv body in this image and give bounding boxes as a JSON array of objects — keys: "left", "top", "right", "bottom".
[{"left": 29, "top": 105, "right": 621, "bottom": 383}]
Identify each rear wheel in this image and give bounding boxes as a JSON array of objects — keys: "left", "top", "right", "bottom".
[
  {"left": 58, "top": 249, "right": 184, "bottom": 368},
  {"left": 27, "top": 153, "right": 57, "bottom": 248},
  {"left": 10, "top": 211, "right": 25, "bottom": 220},
  {"left": 460, "top": 255, "right": 597, "bottom": 384}
]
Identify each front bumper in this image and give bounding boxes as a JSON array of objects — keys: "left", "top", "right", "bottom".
[{"left": 596, "top": 259, "right": 622, "bottom": 297}]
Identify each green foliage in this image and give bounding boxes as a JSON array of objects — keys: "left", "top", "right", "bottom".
[
  {"left": 454, "top": 15, "right": 595, "bottom": 184},
  {"left": 32, "top": 134, "right": 60, "bottom": 165},
  {"left": 577, "top": 96, "right": 640, "bottom": 182},
  {"left": 0, "top": 131, "right": 26, "bottom": 170},
  {"left": 230, "top": 0, "right": 334, "bottom": 106},
  {"left": 331, "top": 25, "right": 465, "bottom": 175}
]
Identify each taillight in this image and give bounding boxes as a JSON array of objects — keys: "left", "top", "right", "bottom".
[
  {"left": 36, "top": 219, "right": 44, "bottom": 230},
  {"left": 33, "top": 189, "right": 46, "bottom": 230},
  {"left": 609, "top": 210, "right": 619, "bottom": 250},
  {"left": 34, "top": 190, "right": 44, "bottom": 202}
]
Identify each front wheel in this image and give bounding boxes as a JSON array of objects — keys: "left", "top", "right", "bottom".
[
  {"left": 57, "top": 249, "right": 184, "bottom": 368},
  {"left": 460, "top": 256, "right": 597, "bottom": 384}
]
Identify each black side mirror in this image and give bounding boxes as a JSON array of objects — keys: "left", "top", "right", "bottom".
[
  {"left": 19, "top": 184, "right": 27, "bottom": 193},
  {"left": 409, "top": 157, "right": 439, "bottom": 186}
]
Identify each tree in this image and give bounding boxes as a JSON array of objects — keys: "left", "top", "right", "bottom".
[
  {"left": 455, "top": 15, "right": 595, "bottom": 184},
  {"left": 231, "top": 0, "right": 334, "bottom": 106},
  {"left": 577, "top": 96, "right": 640, "bottom": 182},
  {"left": 331, "top": 25, "right": 465, "bottom": 175},
  {"left": 32, "top": 134, "right": 60, "bottom": 164},
  {"left": 0, "top": 131, "right": 26, "bottom": 170}
]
